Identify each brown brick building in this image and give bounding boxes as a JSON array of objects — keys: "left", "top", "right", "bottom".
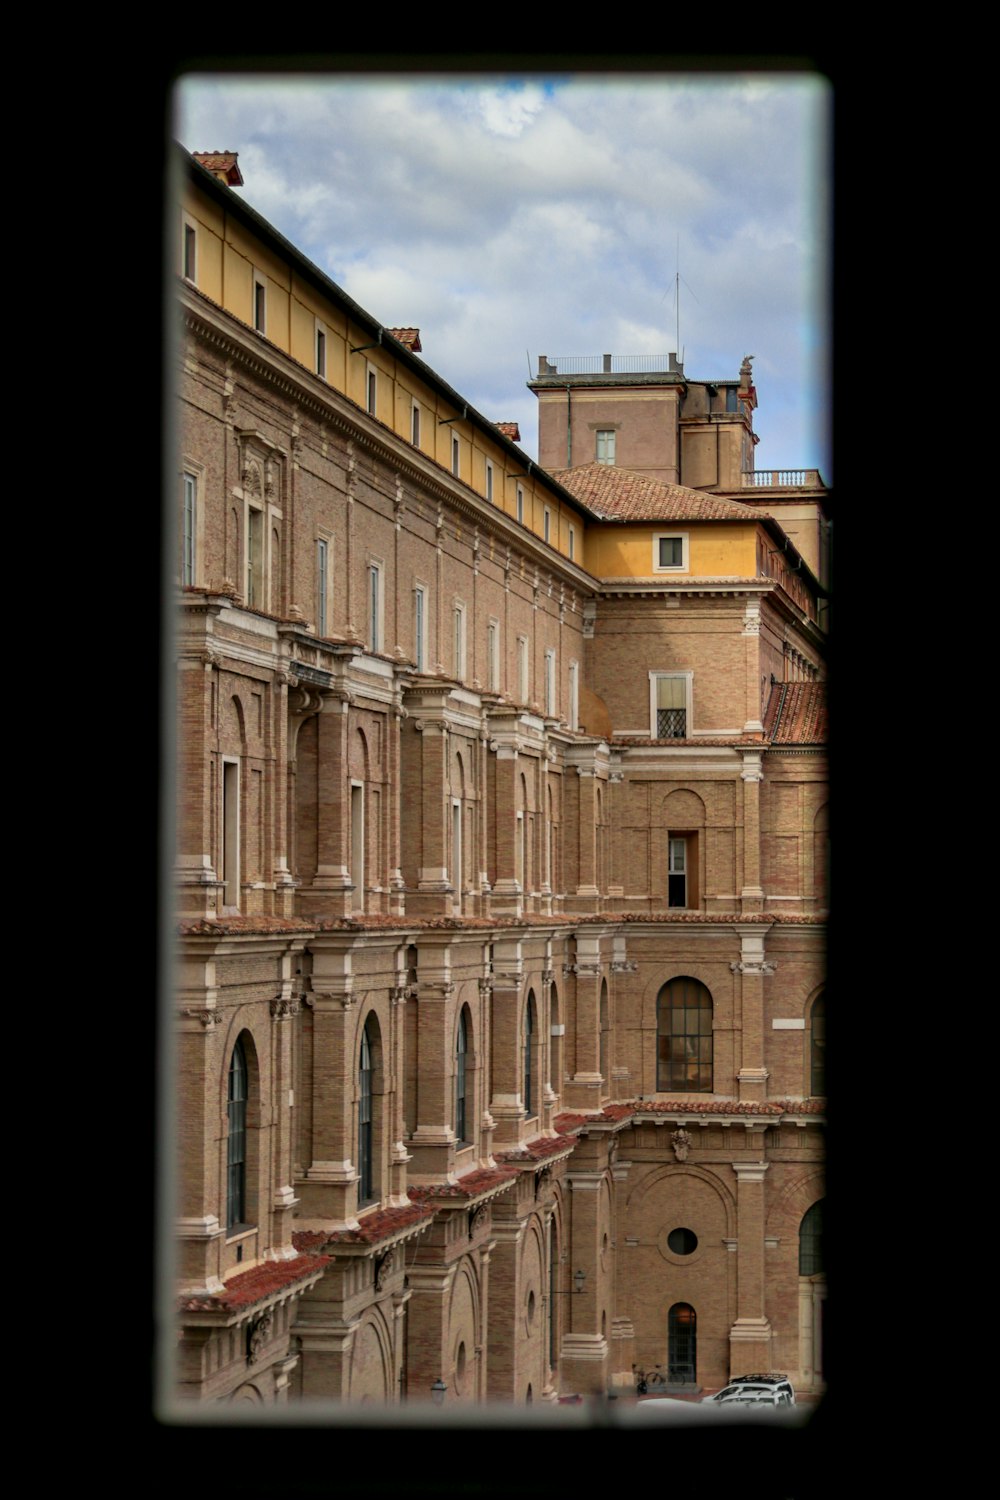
[{"left": 170, "top": 145, "right": 828, "bottom": 1408}]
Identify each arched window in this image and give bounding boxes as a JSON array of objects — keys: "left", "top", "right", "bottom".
[
  {"left": 456, "top": 1007, "right": 470, "bottom": 1145},
  {"left": 227, "top": 1037, "right": 248, "bottom": 1230},
  {"left": 799, "top": 1200, "right": 824, "bottom": 1276},
  {"left": 810, "top": 993, "right": 826, "bottom": 1096},
  {"left": 668, "top": 1303, "right": 697, "bottom": 1384},
  {"left": 657, "top": 978, "right": 713, "bottom": 1093},
  {"left": 524, "top": 992, "right": 536, "bottom": 1117},
  {"left": 358, "top": 1018, "right": 375, "bottom": 1205}
]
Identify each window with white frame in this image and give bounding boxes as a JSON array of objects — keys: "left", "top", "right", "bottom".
[
  {"left": 315, "top": 323, "right": 326, "bottom": 378},
  {"left": 596, "top": 430, "right": 616, "bottom": 465},
  {"left": 316, "top": 538, "right": 330, "bottom": 636},
  {"left": 517, "top": 636, "right": 529, "bottom": 704},
  {"left": 516, "top": 484, "right": 524, "bottom": 524},
  {"left": 487, "top": 619, "right": 500, "bottom": 692},
  {"left": 413, "top": 585, "right": 427, "bottom": 672},
  {"left": 654, "top": 532, "right": 689, "bottom": 572},
  {"left": 368, "top": 562, "right": 383, "bottom": 653},
  {"left": 545, "top": 649, "right": 556, "bottom": 717},
  {"left": 543, "top": 506, "right": 552, "bottom": 544},
  {"left": 453, "top": 601, "right": 466, "bottom": 680},
  {"left": 182, "top": 472, "right": 197, "bottom": 585},
  {"left": 366, "top": 364, "right": 377, "bottom": 417},
  {"left": 568, "top": 660, "right": 579, "bottom": 731},
  {"left": 182, "top": 217, "right": 197, "bottom": 283},
  {"left": 668, "top": 837, "right": 688, "bottom": 907},
  {"left": 650, "top": 672, "right": 692, "bottom": 739},
  {"left": 486, "top": 459, "right": 494, "bottom": 503},
  {"left": 253, "top": 271, "right": 266, "bottom": 334},
  {"left": 411, "top": 401, "right": 421, "bottom": 448},
  {"left": 452, "top": 432, "right": 461, "bottom": 477}
]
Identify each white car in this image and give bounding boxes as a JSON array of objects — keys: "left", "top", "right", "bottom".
[{"left": 702, "top": 1373, "right": 796, "bottom": 1408}]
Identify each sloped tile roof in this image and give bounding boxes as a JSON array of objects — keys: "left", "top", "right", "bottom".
[
  {"left": 388, "top": 327, "right": 422, "bottom": 352},
  {"left": 495, "top": 421, "right": 521, "bottom": 441},
  {"left": 497, "top": 1134, "right": 577, "bottom": 1165},
  {"left": 179, "top": 1252, "right": 328, "bottom": 1313},
  {"left": 191, "top": 151, "right": 244, "bottom": 187},
  {"left": 292, "top": 1201, "right": 434, "bottom": 1248},
  {"left": 408, "top": 1165, "right": 518, "bottom": 1202},
  {"left": 762, "top": 681, "right": 828, "bottom": 744},
  {"left": 552, "top": 462, "right": 770, "bottom": 523}
]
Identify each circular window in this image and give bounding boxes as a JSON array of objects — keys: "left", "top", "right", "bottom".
[{"left": 667, "top": 1227, "right": 698, "bottom": 1256}]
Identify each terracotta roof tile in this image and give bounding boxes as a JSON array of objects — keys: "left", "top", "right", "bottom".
[
  {"left": 388, "top": 327, "right": 422, "bottom": 352},
  {"left": 179, "top": 1252, "right": 328, "bottom": 1314},
  {"left": 191, "top": 151, "right": 244, "bottom": 187},
  {"left": 292, "top": 1201, "right": 434, "bottom": 1249},
  {"left": 497, "top": 1134, "right": 577, "bottom": 1165},
  {"left": 552, "top": 462, "right": 771, "bottom": 523},
  {"left": 408, "top": 1165, "right": 518, "bottom": 1202},
  {"left": 495, "top": 421, "right": 521, "bottom": 442},
  {"left": 762, "top": 681, "right": 828, "bottom": 744}
]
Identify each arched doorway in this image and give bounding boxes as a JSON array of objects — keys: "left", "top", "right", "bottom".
[
  {"left": 668, "top": 1302, "right": 696, "bottom": 1384},
  {"left": 798, "top": 1200, "right": 826, "bottom": 1390}
]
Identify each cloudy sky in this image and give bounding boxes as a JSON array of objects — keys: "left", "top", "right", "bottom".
[{"left": 174, "top": 71, "right": 831, "bottom": 480}]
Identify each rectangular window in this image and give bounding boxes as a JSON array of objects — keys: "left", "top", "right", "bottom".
[
  {"left": 316, "top": 539, "right": 329, "bottom": 636},
  {"left": 183, "top": 221, "right": 197, "bottom": 283},
  {"left": 414, "top": 585, "right": 426, "bottom": 672},
  {"left": 253, "top": 274, "right": 266, "bottom": 334},
  {"left": 654, "top": 533, "right": 689, "bottom": 572},
  {"left": 182, "top": 473, "right": 197, "bottom": 585},
  {"left": 517, "top": 636, "right": 529, "bottom": 704},
  {"left": 545, "top": 649, "right": 556, "bottom": 717},
  {"left": 668, "top": 837, "right": 687, "bottom": 908},
  {"left": 569, "top": 661, "right": 579, "bottom": 731},
  {"left": 486, "top": 459, "right": 494, "bottom": 503},
  {"left": 316, "top": 326, "right": 326, "bottom": 378},
  {"left": 453, "top": 602, "right": 466, "bottom": 680},
  {"left": 222, "top": 759, "right": 240, "bottom": 909},
  {"left": 411, "top": 402, "right": 421, "bottom": 447},
  {"left": 596, "top": 430, "right": 616, "bottom": 465},
  {"left": 543, "top": 506, "right": 552, "bottom": 544},
  {"left": 651, "top": 674, "right": 691, "bottom": 738},
  {"left": 367, "top": 365, "right": 377, "bottom": 417},
  {"left": 726, "top": 386, "right": 738, "bottom": 413},
  {"left": 368, "top": 563, "right": 382, "bottom": 653},
  {"left": 516, "top": 485, "right": 524, "bottom": 524},
  {"left": 247, "top": 506, "right": 263, "bottom": 607},
  {"left": 452, "top": 433, "right": 460, "bottom": 477},
  {"left": 568, "top": 524, "right": 576, "bottom": 562},
  {"left": 351, "top": 781, "right": 365, "bottom": 912},
  {"left": 487, "top": 620, "right": 500, "bottom": 692}
]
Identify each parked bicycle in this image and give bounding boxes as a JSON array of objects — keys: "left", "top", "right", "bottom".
[{"left": 632, "top": 1363, "right": 667, "bottom": 1394}]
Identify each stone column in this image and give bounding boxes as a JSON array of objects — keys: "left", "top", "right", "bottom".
[
  {"left": 575, "top": 769, "right": 600, "bottom": 911},
  {"left": 295, "top": 941, "right": 358, "bottom": 1224},
  {"left": 269, "top": 945, "right": 304, "bottom": 1254},
  {"left": 491, "top": 746, "right": 522, "bottom": 916},
  {"left": 560, "top": 1165, "right": 609, "bottom": 1395},
  {"left": 268, "top": 668, "right": 296, "bottom": 916},
  {"left": 540, "top": 951, "right": 557, "bottom": 1133},
  {"left": 740, "top": 750, "right": 765, "bottom": 913},
  {"left": 175, "top": 961, "right": 224, "bottom": 1293},
  {"left": 489, "top": 937, "right": 525, "bottom": 1147},
  {"left": 387, "top": 704, "right": 406, "bottom": 915},
  {"left": 388, "top": 975, "right": 412, "bottom": 1203},
  {"left": 485, "top": 1216, "right": 523, "bottom": 1399},
  {"left": 563, "top": 932, "right": 602, "bottom": 1112},
  {"left": 741, "top": 598, "right": 765, "bottom": 734},
  {"left": 175, "top": 648, "right": 221, "bottom": 918},
  {"left": 729, "top": 1157, "right": 773, "bottom": 1375},
  {"left": 609, "top": 1158, "right": 636, "bottom": 1390},
  {"left": 407, "top": 938, "right": 456, "bottom": 1177},
  {"left": 308, "top": 695, "right": 353, "bottom": 916},
  {"left": 732, "top": 925, "right": 775, "bottom": 1103},
  {"left": 410, "top": 718, "right": 452, "bottom": 915}
]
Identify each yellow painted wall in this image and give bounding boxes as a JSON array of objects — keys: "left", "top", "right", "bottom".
[{"left": 585, "top": 523, "right": 758, "bottom": 580}]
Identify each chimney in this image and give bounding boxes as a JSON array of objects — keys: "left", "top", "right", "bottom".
[
  {"left": 388, "top": 328, "right": 422, "bottom": 353},
  {"left": 192, "top": 151, "right": 244, "bottom": 188}
]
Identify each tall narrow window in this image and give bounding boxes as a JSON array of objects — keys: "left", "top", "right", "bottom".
[
  {"left": 182, "top": 473, "right": 197, "bottom": 585},
  {"left": 668, "top": 837, "right": 687, "bottom": 908},
  {"left": 367, "top": 366, "right": 377, "bottom": 416},
  {"left": 183, "top": 221, "right": 197, "bottom": 283},
  {"left": 414, "top": 586, "right": 426, "bottom": 672},
  {"left": 517, "top": 636, "right": 529, "bottom": 704},
  {"left": 452, "top": 433, "right": 460, "bottom": 477},
  {"left": 799, "top": 1201, "right": 824, "bottom": 1276},
  {"left": 568, "top": 661, "right": 579, "bottom": 731},
  {"left": 453, "top": 603, "right": 466, "bottom": 679},
  {"left": 668, "top": 1303, "right": 696, "bottom": 1384},
  {"left": 657, "top": 977, "right": 713, "bottom": 1093},
  {"left": 316, "top": 326, "right": 326, "bottom": 378},
  {"left": 487, "top": 620, "right": 500, "bottom": 692},
  {"left": 452, "top": 799, "right": 462, "bottom": 912},
  {"left": 368, "top": 564, "right": 381, "bottom": 653},
  {"left": 358, "top": 1021, "right": 374, "bottom": 1204},
  {"left": 411, "top": 401, "right": 421, "bottom": 447},
  {"left": 516, "top": 485, "right": 524, "bottom": 524},
  {"left": 568, "top": 524, "right": 576, "bottom": 562},
  {"left": 351, "top": 782, "right": 365, "bottom": 911},
  {"left": 246, "top": 506, "right": 263, "bottom": 607},
  {"left": 486, "top": 460, "right": 494, "bottom": 503},
  {"left": 653, "top": 675, "right": 688, "bottom": 738},
  {"left": 227, "top": 1037, "right": 248, "bottom": 1230},
  {"left": 524, "top": 994, "right": 536, "bottom": 1117},
  {"left": 543, "top": 506, "right": 552, "bottom": 544},
  {"left": 222, "top": 759, "right": 240, "bottom": 908},
  {"left": 596, "top": 430, "right": 616, "bottom": 465},
  {"left": 456, "top": 1009, "right": 469, "bottom": 1144},
  {"left": 316, "top": 539, "right": 329, "bottom": 636},
  {"left": 545, "top": 649, "right": 556, "bottom": 717},
  {"left": 810, "top": 994, "right": 826, "bottom": 1095},
  {"left": 253, "top": 275, "right": 266, "bottom": 334}
]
